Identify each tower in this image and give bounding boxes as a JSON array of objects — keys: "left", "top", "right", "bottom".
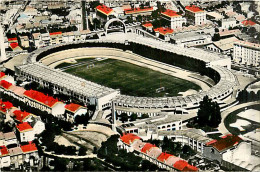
[
  {"left": 0, "top": 24, "right": 7, "bottom": 62},
  {"left": 111, "top": 101, "right": 117, "bottom": 132}
]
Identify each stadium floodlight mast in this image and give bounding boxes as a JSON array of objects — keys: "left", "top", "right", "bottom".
[{"left": 0, "top": 24, "right": 7, "bottom": 62}]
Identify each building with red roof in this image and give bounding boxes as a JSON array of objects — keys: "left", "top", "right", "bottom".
[
  {"left": 0, "top": 100, "right": 13, "bottom": 113},
  {"left": 7, "top": 37, "right": 17, "bottom": 43},
  {"left": 185, "top": 5, "right": 204, "bottom": 13},
  {"left": 173, "top": 160, "right": 198, "bottom": 171},
  {"left": 142, "top": 22, "right": 153, "bottom": 28},
  {"left": 65, "top": 103, "right": 82, "bottom": 113},
  {"left": 0, "top": 72, "right": 5, "bottom": 79},
  {"left": 20, "top": 142, "right": 38, "bottom": 153},
  {"left": 12, "top": 110, "right": 33, "bottom": 122},
  {"left": 23, "top": 90, "right": 65, "bottom": 116},
  {"left": 65, "top": 103, "right": 88, "bottom": 122},
  {"left": 0, "top": 145, "right": 9, "bottom": 156},
  {"left": 153, "top": 27, "right": 174, "bottom": 41},
  {"left": 0, "top": 80, "right": 12, "bottom": 89},
  {"left": 96, "top": 4, "right": 114, "bottom": 23},
  {"left": 16, "top": 122, "right": 35, "bottom": 142},
  {"left": 49, "top": 32, "right": 62, "bottom": 45},
  {"left": 141, "top": 143, "right": 156, "bottom": 153},
  {"left": 49, "top": 32, "right": 62, "bottom": 36},
  {"left": 124, "top": 7, "right": 153, "bottom": 18},
  {"left": 241, "top": 20, "right": 256, "bottom": 26},
  {"left": 119, "top": 133, "right": 198, "bottom": 171},
  {"left": 23, "top": 90, "right": 59, "bottom": 108},
  {"left": 157, "top": 152, "right": 173, "bottom": 162},
  {"left": 96, "top": 4, "right": 113, "bottom": 16},
  {"left": 161, "top": 9, "right": 186, "bottom": 29},
  {"left": 185, "top": 5, "right": 206, "bottom": 25},
  {"left": 120, "top": 133, "right": 141, "bottom": 145},
  {"left": 203, "top": 134, "right": 251, "bottom": 163}
]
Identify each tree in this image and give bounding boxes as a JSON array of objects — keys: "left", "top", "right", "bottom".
[
  {"left": 120, "top": 113, "right": 128, "bottom": 123},
  {"left": 130, "top": 113, "right": 138, "bottom": 121},
  {"left": 197, "top": 96, "right": 221, "bottom": 128},
  {"left": 53, "top": 158, "right": 68, "bottom": 171},
  {"left": 140, "top": 3, "right": 145, "bottom": 9},
  {"left": 136, "top": 15, "right": 142, "bottom": 22},
  {"left": 78, "top": 147, "right": 87, "bottom": 156},
  {"left": 140, "top": 113, "right": 149, "bottom": 119},
  {"left": 126, "top": 16, "right": 133, "bottom": 24},
  {"left": 141, "top": 160, "right": 158, "bottom": 171},
  {"left": 247, "top": 27, "right": 256, "bottom": 37},
  {"left": 93, "top": 18, "right": 100, "bottom": 30},
  {"left": 212, "top": 33, "right": 220, "bottom": 41}
]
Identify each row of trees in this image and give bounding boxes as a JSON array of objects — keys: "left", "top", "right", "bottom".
[
  {"left": 147, "top": 136, "right": 196, "bottom": 160},
  {"left": 119, "top": 113, "right": 149, "bottom": 123},
  {"left": 237, "top": 90, "right": 260, "bottom": 103}
]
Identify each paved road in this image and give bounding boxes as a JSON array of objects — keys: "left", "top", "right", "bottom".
[{"left": 218, "top": 101, "right": 260, "bottom": 135}]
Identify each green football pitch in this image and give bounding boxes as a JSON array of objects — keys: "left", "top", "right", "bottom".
[{"left": 63, "top": 58, "right": 201, "bottom": 97}]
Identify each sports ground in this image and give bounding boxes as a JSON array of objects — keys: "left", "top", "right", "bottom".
[{"left": 62, "top": 58, "right": 201, "bottom": 97}]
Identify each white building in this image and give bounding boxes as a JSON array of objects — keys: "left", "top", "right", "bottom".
[
  {"left": 233, "top": 41, "right": 260, "bottom": 67},
  {"left": 161, "top": 9, "right": 186, "bottom": 29},
  {"left": 205, "top": 36, "right": 239, "bottom": 55},
  {"left": 185, "top": 5, "right": 207, "bottom": 25},
  {"left": 221, "top": 18, "right": 237, "bottom": 30},
  {"left": 171, "top": 32, "right": 212, "bottom": 47},
  {"left": 16, "top": 122, "right": 35, "bottom": 142}
]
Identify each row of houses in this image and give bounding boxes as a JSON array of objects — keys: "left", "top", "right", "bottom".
[
  {"left": 0, "top": 99, "right": 40, "bottom": 169},
  {"left": 119, "top": 133, "right": 198, "bottom": 171},
  {"left": 0, "top": 99, "right": 44, "bottom": 142},
  {"left": 0, "top": 72, "right": 88, "bottom": 122}
]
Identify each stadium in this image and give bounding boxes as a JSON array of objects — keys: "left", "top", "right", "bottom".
[{"left": 15, "top": 31, "right": 238, "bottom": 116}]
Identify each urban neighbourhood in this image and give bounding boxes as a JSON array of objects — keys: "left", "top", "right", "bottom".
[{"left": 0, "top": 0, "right": 259, "bottom": 171}]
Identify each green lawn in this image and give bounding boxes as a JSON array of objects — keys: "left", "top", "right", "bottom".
[{"left": 64, "top": 59, "right": 201, "bottom": 97}]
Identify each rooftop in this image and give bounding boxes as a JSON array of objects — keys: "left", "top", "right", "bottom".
[
  {"left": 234, "top": 40, "right": 260, "bottom": 50},
  {"left": 124, "top": 7, "right": 153, "bottom": 14},
  {"left": 142, "top": 22, "right": 153, "bottom": 28},
  {"left": 185, "top": 5, "right": 204, "bottom": 13},
  {"left": 65, "top": 103, "right": 83, "bottom": 113},
  {"left": 141, "top": 143, "right": 156, "bottom": 153},
  {"left": 242, "top": 20, "right": 256, "bottom": 26},
  {"left": 157, "top": 152, "right": 173, "bottom": 162},
  {"left": 174, "top": 160, "right": 198, "bottom": 171},
  {"left": 20, "top": 142, "right": 38, "bottom": 153},
  {"left": 16, "top": 122, "right": 33, "bottom": 132},
  {"left": 13, "top": 110, "right": 32, "bottom": 122},
  {"left": 8, "top": 147, "right": 23, "bottom": 156},
  {"left": 0, "top": 100, "right": 13, "bottom": 113},
  {"left": 24, "top": 89, "right": 59, "bottom": 108},
  {"left": 206, "top": 134, "right": 242, "bottom": 152},
  {"left": 49, "top": 31, "right": 62, "bottom": 36},
  {"left": 162, "top": 9, "right": 180, "bottom": 18},
  {"left": 0, "top": 72, "right": 5, "bottom": 78},
  {"left": 96, "top": 4, "right": 113, "bottom": 16},
  {"left": 154, "top": 27, "right": 174, "bottom": 35},
  {"left": 120, "top": 133, "right": 141, "bottom": 145},
  {"left": 0, "top": 146, "right": 9, "bottom": 156},
  {"left": 213, "top": 36, "right": 239, "bottom": 51},
  {"left": 18, "top": 63, "right": 119, "bottom": 99},
  {"left": 3, "top": 132, "right": 16, "bottom": 140}
]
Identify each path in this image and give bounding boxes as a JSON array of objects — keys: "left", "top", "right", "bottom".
[{"left": 218, "top": 101, "right": 260, "bottom": 135}]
